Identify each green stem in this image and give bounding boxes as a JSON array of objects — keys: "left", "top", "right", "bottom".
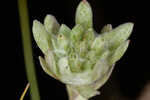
[
  {"left": 17, "top": 0, "right": 40, "bottom": 100},
  {"left": 66, "top": 85, "right": 87, "bottom": 100}
]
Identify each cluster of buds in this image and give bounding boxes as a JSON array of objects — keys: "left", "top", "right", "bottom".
[{"left": 32, "top": 0, "right": 133, "bottom": 99}]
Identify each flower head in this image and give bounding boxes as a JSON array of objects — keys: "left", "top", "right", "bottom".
[{"left": 32, "top": 1, "right": 133, "bottom": 99}]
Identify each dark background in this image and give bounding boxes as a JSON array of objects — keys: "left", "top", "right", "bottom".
[{"left": 3, "top": 0, "right": 149, "bottom": 100}]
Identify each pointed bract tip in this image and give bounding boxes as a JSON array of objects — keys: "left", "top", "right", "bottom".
[
  {"left": 32, "top": 20, "right": 42, "bottom": 33},
  {"left": 83, "top": 0, "right": 87, "bottom": 3},
  {"left": 128, "top": 22, "right": 134, "bottom": 27},
  {"left": 33, "top": 20, "right": 39, "bottom": 25},
  {"left": 125, "top": 22, "right": 134, "bottom": 29},
  {"left": 33, "top": 20, "right": 42, "bottom": 29},
  {"left": 128, "top": 40, "right": 131, "bottom": 43},
  {"left": 46, "top": 14, "right": 54, "bottom": 17},
  {"left": 127, "top": 22, "right": 134, "bottom": 34},
  {"left": 45, "top": 14, "right": 55, "bottom": 21}
]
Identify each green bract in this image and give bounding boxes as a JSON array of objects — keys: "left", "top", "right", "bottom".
[{"left": 32, "top": 1, "right": 133, "bottom": 99}]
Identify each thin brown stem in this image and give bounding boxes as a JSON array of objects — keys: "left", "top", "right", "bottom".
[{"left": 20, "top": 83, "right": 30, "bottom": 100}]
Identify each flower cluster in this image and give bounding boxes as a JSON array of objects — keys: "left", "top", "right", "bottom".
[{"left": 32, "top": 1, "right": 133, "bottom": 99}]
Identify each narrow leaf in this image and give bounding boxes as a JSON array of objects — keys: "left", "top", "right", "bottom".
[
  {"left": 39, "top": 56, "right": 58, "bottom": 79},
  {"left": 83, "top": 28, "right": 95, "bottom": 49},
  {"left": 44, "top": 14, "right": 60, "bottom": 34},
  {"left": 57, "top": 34, "right": 69, "bottom": 52},
  {"left": 58, "top": 24, "right": 71, "bottom": 38},
  {"left": 109, "top": 40, "right": 130, "bottom": 65},
  {"left": 102, "top": 22, "right": 133, "bottom": 50},
  {"left": 75, "top": 1, "right": 93, "bottom": 30},
  {"left": 91, "top": 64, "right": 115, "bottom": 89},
  {"left": 100, "top": 24, "right": 112, "bottom": 33},
  {"left": 45, "top": 50, "right": 59, "bottom": 76},
  {"left": 71, "top": 24, "right": 84, "bottom": 43},
  {"left": 32, "top": 20, "right": 52, "bottom": 54},
  {"left": 91, "top": 35, "right": 105, "bottom": 55}
]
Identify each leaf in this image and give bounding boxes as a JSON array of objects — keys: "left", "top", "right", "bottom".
[
  {"left": 109, "top": 40, "right": 130, "bottom": 65},
  {"left": 89, "top": 51, "right": 115, "bottom": 90},
  {"left": 100, "top": 24, "right": 112, "bottom": 33},
  {"left": 57, "top": 34, "right": 69, "bottom": 52},
  {"left": 84, "top": 50, "right": 97, "bottom": 70},
  {"left": 44, "top": 50, "right": 59, "bottom": 76},
  {"left": 39, "top": 56, "right": 58, "bottom": 79},
  {"left": 91, "top": 35, "right": 105, "bottom": 55},
  {"left": 58, "top": 57, "right": 72, "bottom": 75},
  {"left": 83, "top": 28, "right": 95, "bottom": 49},
  {"left": 102, "top": 22, "right": 133, "bottom": 50},
  {"left": 73, "top": 85, "right": 100, "bottom": 99},
  {"left": 68, "top": 47, "right": 83, "bottom": 72},
  {"left": 59, "top": 66, "right": 94, "bottom": 86},
  {"left": 58, "top": 24, "right": 71, "bottom": 38},
  {"left": 91, "top": 64, "right": 115, "bottom": 90},
  {"left": 78, "top": 41, "right": 88, "bottom": 57},
  {"left": 44, "top": 14, "right": 60, "bottom": 34},
  {"left": 32, "top": 20, "right": 52, "bottom": 54},
  {"left": 71, "top": 24, "right": 84, "bottom": 43},
  {"left": 91, "top": 51, "right": 110, "bottom": 82},
  {"left": 75, "top": 1, "right": 93, "bottom": 30}
]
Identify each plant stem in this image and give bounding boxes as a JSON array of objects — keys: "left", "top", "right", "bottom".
[
  {"left": 17, "top": 0, "right": 40, "bottom": 100},
  {"left": 66, "top": 85, "right": 87, "bottom": 100},
  {"left": 20, "top": 83, "right": 30, "bottom": 100}
]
